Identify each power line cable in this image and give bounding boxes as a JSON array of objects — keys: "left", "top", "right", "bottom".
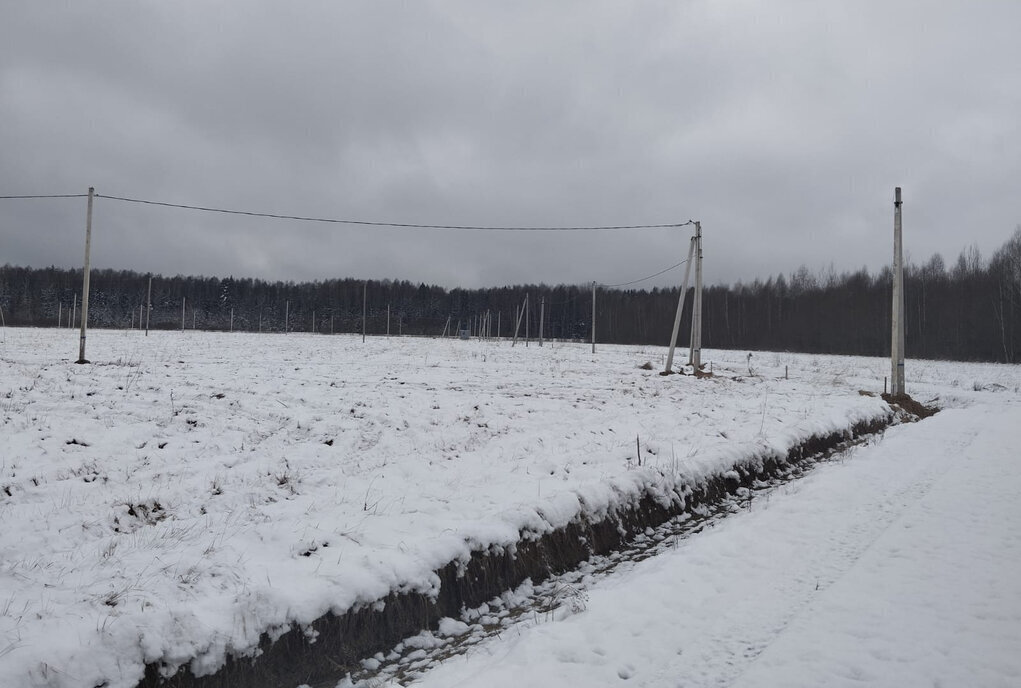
[
  {"left": 2, "top": 191, "right": 697, "bottom": 290},
  {"left": 95, "top": 193, "right": 693, "bottom": 232},
  {"left": 534, "top": 254, "right": 695, "bottom": 305},
  {"left": 600, "top": 259, "right": 690, "bottom": 289},
  {"left": 0, "top": 194, "right": 89, "bottom": 200}
]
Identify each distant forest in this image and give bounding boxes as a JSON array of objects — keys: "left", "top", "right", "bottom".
[{"left": 2, "top": 229, "right": 1019, "bottom": 363}]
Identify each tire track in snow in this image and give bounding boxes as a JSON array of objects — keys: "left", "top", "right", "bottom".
[{"left": 713, "top": 420, "right": 972, "bottom": 687}]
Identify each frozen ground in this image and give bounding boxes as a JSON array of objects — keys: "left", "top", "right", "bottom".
[{"left": 0, "top": 327, "right": 1016, "bottom": 687}]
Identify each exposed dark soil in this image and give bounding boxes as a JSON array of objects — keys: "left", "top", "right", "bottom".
[
  {"left": 136, "top": 406, "right": 922, "bottom": 688},
  {"left": 881, "top": 392, "right": 939, "bottom": 419}
]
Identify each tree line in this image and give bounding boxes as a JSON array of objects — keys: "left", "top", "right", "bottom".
[{"left": 2, "top": 228, "right": 1019, "bottom": 363}]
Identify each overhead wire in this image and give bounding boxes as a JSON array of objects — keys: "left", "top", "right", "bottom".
[
  {"left": 599, "top": 258, "right": 690, "bottom": 289},
  {"left": 94, "top": 193, "right": 693, "bottom": 232},
  {"left": 2, "top": 191, "right": 698, "bottom": 291},
  {"left": 0, "top": 194, "right": 89, "bottom": 199}
]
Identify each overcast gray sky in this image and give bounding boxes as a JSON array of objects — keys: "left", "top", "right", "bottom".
[{"left": 2, "top": 1, "right": 1019, "bottom": 289}]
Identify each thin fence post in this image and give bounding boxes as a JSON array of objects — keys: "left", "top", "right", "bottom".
[
  {"left": 539, "top": 296, "right": 545, "bottom": 347},
  {"left": 525, "top": 293, "right": 530, "bottom": 347}
]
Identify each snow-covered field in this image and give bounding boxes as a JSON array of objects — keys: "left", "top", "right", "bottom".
[{"left": 0, "top": 327, "right": 1016, "bottom": 687}]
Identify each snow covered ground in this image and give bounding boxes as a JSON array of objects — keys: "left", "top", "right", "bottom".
[
  {"left": 0, "top": 327, "right": 1016, "bottom": 687},
  {"left": 406, "top": 404, "right": 1021, "bottom": 688}
]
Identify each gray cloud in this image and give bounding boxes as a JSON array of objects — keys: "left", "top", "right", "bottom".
[{"left": 2, "top": 1, "right": 1019, "bottom": 289}]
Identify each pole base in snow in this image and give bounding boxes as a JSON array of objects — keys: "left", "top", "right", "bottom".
[{"left": 75, "top": 358, "right": 90, "bottom": 364}]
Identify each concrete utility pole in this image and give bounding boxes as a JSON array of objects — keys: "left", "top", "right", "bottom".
[
  {"left": 665, "top": 235, "right": 697, "bottom": 374},
  {"left": 891, "top": 187, "right": 906, "bottom": 395},
  {"left": 689, "top": 222, "right": 704, "bottom": 370},
  {"left": 592, "top": 282, "right": 596, "bottom": 353},
  {"left": 145, "top": 275, "right": 152, "bottom": 336},
  {"left": 76, "top": 187, "right": 95, "bottom": 364},
  {"left": 75, "top": 184, "right": 95, "bottom": 361}
]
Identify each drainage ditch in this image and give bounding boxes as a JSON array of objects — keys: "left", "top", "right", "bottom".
[{"left": 138, "top": 404, "right": 922, "bottom": 688}]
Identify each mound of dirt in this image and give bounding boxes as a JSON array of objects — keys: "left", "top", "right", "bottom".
[{"left": 881, "top": 393, "right": 938, "bottom": 419}]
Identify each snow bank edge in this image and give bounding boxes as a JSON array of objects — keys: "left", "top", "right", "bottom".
[{"left": 134, "top": 410, "right": 897, "bottom": 688}]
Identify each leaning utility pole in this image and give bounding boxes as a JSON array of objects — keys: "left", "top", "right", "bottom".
[
  {"left": 76, "top": 187, "right": 95, "bottom": 364},
  {"left": 891, "top": 187, "right": 905, "bottom": 395},
  {"left": 689, "top": 221, "right": 704, "bottom": 370},
  {"left": 512, "top": 295, "right": 528, "bottom": 346},
  {"left": 664, "top": 234, "right": 697, "bottom": 374}
]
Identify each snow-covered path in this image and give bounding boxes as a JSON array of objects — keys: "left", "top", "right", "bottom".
[{"left": 408, "top": 402, "right": 1021, "bottom": 688}]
